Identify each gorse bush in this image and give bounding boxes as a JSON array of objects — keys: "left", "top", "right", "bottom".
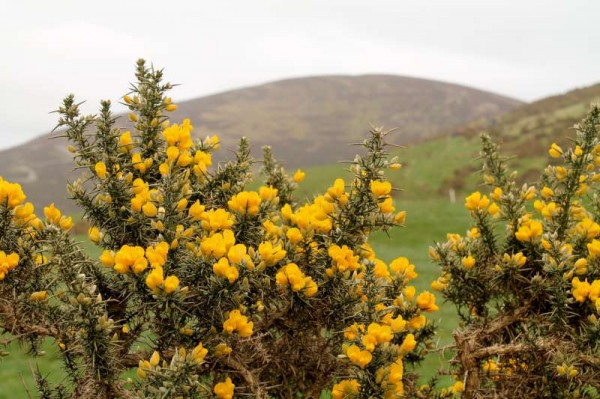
[
  {"left": 0, "top": 60, "right": 439, "bottom": 398},
  {"left": 431, "top": 107, "right": 600, "bottom": 398}
]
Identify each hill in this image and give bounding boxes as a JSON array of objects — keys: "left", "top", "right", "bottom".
[
  {"left": 0, "top": 74, "right": 521, "bottom": 213},
  {"left": 294, "top": 82, "right": 600, "bottom": 204}
]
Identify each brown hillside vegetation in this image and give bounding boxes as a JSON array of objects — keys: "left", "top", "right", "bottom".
[
  {"left": 0, "top": 75, "right": 521, "bottom": 213},
  {"left": 460, "top": 83, "right": 600, "bottom": 157},
  {"left": 345, "top": 82, "right": 600, "bottom": 203}
]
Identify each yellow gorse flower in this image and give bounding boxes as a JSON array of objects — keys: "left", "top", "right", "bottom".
[
  {"left": 223, "top": 309, "right": 253, "bottom": 337},
  {"left": 213, "top": 257, "right": 239, "bottom": 283},
  {"left": 465, "top": 191, "right": 490, "bottom": 211},
  {"left": 201, "top": 230, "right": 235, "bottom": 258},
  {"left": 328, "top": 244, "right": 360, "bottom": 274},
  {"left": 515, "top": 219, "right": 543, "bottom": 242},
  {"left": 370, "top": 180, "right": 392, "bottom": 197},
  {"left": 30, "top": 291, "right": 48, "bottom": 302},
  {"left": 389, "top": 257, "right": 418, "bottom": 281},
  {"left": 548, "top": 142, "right": 563, "bottom": 158},
  {"left": 285, "top": 227, "right": 303, "bottom": 245},
  {"left": 228, "top": 191, "right": 262, "bottom": 216},
  {"left": 293, "top": 169, "right": 305, "bottom": 183},
  {"left": 361, "top": 322, "right": 393, "bottom": 351},
  {"left": 276, "top": 263, "right": 318, "bottom": 297},
  {"left": 145, "top": 242, "right": 169, "bottom": 268},
  {"left": 258, "top": 241, "right": 286, "bottom": 268},
  {"left": 332, "top": 379, "right": 359, "bottom": 399},
  {"left": 190, "top": 342, "right": 208, "bottom": 364},
  {"left": 571, "top": 277, "right": 600, "bottom": 303},
  {"left": 114, "top": 245, "right": 147, "bottom": 274},
  {"left": 200, "top": 209, "right": 235, "bottom": 231},
  {"left": 88, "top": 226, "right": 103, "bottom": 243},
  {"left": 214, "top": 343, "right": 232, "bottom": 357},
  {"left": 14, "top": 202, "right": 35, "bottom": 222},
  {"left": 576, "top": 218, "right": 600, "bottom": 240},
  {"left": 398, "top": 333, "right": 417, "bottom": 354},
  {"left": 259, "top": 185, "right": 278, "bottom": 201},
  {"left": 344, "top": 322, "right": 365, "bottom": 340},
  {"left": 0, "top": 178, "right": 26, "bottom": 208},
  {"left": 145, "top": 267, "right": 164, "bottom": 292},
  {"left": 327, "top": 178, "right": 346, "bottom": 200},
  {"left": 44, "top": 203, "right": 62, "bottom": 225},
  {"left": 416, "top": 291, "right": 439, "bottom": 312},
  {"left": 95, "top": 161, "right": 107, "bottom": 179},
  {"left": 0, "top": 251, "right": 19, "bottom": 280},
  {"left": 163, "top": 275, "right": 180, "bottom": 293},
  {"left": 118, "top": 131, "right": 134, "bottom": 153},
  {"left": 345, "top": 344, "right": 372, "bottom": 368},
  {"left": 213, "top": 377, "right": 235, "bottom": 399}
]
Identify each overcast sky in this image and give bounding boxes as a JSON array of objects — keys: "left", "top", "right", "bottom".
[{"left": 0, "top": 0, "right": 598, "bottom": 150}]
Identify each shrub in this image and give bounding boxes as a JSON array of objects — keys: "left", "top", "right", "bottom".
[
  {"left": 431, "top": 107, "right": 600, "bottom": 398},
  {"left": 0, "top": 60, "right": 437, "bottom": 398}
]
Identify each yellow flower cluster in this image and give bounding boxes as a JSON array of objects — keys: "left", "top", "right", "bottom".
[
  {"left": 0, "top": 251, "right": 19, "bottom": 281},
  {"left": 292, "top": 169, "right": 305, "bottom": 183},
  {"left": 200, "top": 209, "right": 235, "bottom": 231},
  {"left": 43, "top": 203, "right": 73, "bottom": 231},
  {"left": 370, "top": 180, "right": 392, "bottom": 197},
  {"left": 327, "top": 244, "right": 361, "bottom": 275},
  {"left": 556, "top": 362, "right": 578, "bottom": 378},
  {"left": 416, "top": 291, "right": 439, "bottom": 312},
  {"left": 0, "top": 177, "right": 26, "bottom": 208},
  {"left": 341, "top": 278, "right": 428, "bottom": 394},
  {"left": 464, "top": 191, "right": 490, "bottom": 211},
  {"left": 214, "top": 377, "right": 235, "bottom": 399},
  {"left": 571, "top": 277, "right": 600, "bottom": 304},
  {"left": 111, "top": 245, "right": 148, "bottom": 274},
  {"left": 213, "top": 257, "right": 240, "bottom": 284},
  {"left": 228, "top": 191, "right": 262, "bottom": 216},
  {"left": 222, "top": 309, "right": 253, "bottom": 337},
  {"left": 390, "top": 257, "right": 418, "bottom": 281},
  {"left": 326, "top": 178, "right": 348, "bottom": 204},
  {"left": 13, "top": 201, "right": 36, "bottom": 225},
  {"left": 227, "top": 243, "right": 253, "bottom": 271},
  {"left": 376, "top": 359, "right": 405, "bottom": 398},
  {"left": 137, "top": 342, "right": 208, "bottom": 380},
  {"left": 361, "top": 322, "right": 393, "bottom": 351},
  {"left": 514, "top": 218, "right": 543, "bottom": 242},
  {"left": 201, "top": 230, "right": 235, "bottom": 258},
  {"left": 275, "top": 263, "right": 318, "bottom": 297},
  {"left": 95, "top": 161, "right": 107, "bottom": 179},
  {"left": 258, "top": 241, "right": 286, "bottom": 268},
  {"left": 131, "top": 178, "right": 160, "bottom": 217},
  {"left": 331, "top": 379, "right": 359, "bottom": 399},
  {"left": 131, "top": 152, "right": 153, "bottom": 174},
  {"left": 344, "top": 344, "right": 373, "bottom": 368},
  {"left": 284, "top": 196, "right": 334, "bottom": 234},
  {"left": 100, "top": 242, "right": 179, "bottom": 294},
  {"left": 118, "top": 131, "right": 134, "bottom": 153},
  {"left": 160, "top": 119, "right": 194, "bottom": 173}
]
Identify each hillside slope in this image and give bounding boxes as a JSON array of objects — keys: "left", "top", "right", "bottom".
[
  {"left": 0, "top": 74, "right": 521, "bottom": 213},
  {"left": 459, "top": 83, "right": 600, "bottom": 157},
  {"left": 362, "top": 83, "right": 600, "bottom": 202}
]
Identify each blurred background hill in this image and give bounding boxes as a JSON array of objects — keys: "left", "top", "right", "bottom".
[{"left": 0, "top": 74, "right": 522, "bottom": 214}]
